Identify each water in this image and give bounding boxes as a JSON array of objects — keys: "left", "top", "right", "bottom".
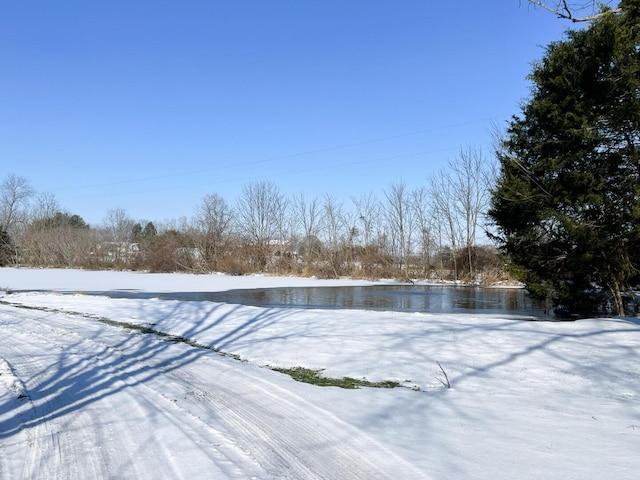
[{"left": 92, "top": 285, "right": 547, "bottom": 318}]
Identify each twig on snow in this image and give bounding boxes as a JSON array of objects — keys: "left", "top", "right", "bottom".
[{"left": 436, "top": 361, "right": 451, "bottom": 389}]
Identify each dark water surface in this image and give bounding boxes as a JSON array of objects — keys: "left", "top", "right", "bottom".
[{"left": 91, "top": 285, "right": 548, "bottom": 318}]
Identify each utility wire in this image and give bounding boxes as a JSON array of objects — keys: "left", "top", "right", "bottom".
[{"left": 52, "top": 116, "right": 507, "bottom": 192}]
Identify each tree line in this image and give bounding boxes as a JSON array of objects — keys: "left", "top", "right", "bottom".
[
  {"left": 0, "top": 147, "right": 505, "bottom": 282},
  {"left": 6, "top": 2, "right": 635, "bottom": 315}
]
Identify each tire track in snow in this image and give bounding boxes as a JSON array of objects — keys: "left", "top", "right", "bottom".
[
  {"left": 171, "top": 363, "right": 426, "bottom": 479},
  {"left": 0, "top": 317, "right": 101, "bottom": 479},
  {"left": 0, "top": 349, "right": 32, "bottom": 480},
  {"left": 0, "top": 306, "right": 264, "bottom": 479},
  {"left": 0, "top": 302, "right": 427, "bottom": 479}
]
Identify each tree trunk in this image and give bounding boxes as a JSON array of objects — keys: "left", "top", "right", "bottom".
[{"left": 610, "top": 279, "right": 625, "bottom": 317}]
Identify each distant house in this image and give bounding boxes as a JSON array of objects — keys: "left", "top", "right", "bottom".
[{"left": 95, "top": 242, "right": 139, "bottom": 262}]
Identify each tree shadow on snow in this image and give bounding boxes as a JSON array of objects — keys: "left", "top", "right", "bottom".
[{"left": 0, "top": 294, "right": 297, "bottom": 441}]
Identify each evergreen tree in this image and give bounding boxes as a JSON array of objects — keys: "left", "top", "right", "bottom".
[
  {"left": 33, "top": 211, "right": 88, "bottom": 230},
  {"left": 0, "top": 226, "right": 13, "bottom": 266},
  {"left": 131, "top": 223, "right": 143, "bottom": 241},
  {"left": 489, "top": 1, "right": 640, "bottom": 315},
  {"left": 142, "top": 221, "right": 157, "bottom": 237}
]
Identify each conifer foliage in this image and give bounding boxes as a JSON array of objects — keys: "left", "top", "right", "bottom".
[
  {"left": 0, "top": 226, "right": 12, "bottom": 266},
  {"left": 489, "top": 1, "right": 640, "bottom": 315}
]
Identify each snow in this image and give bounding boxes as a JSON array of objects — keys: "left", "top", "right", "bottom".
[{"left": 1, "top": 268, "right": 639, "bottom": 479}]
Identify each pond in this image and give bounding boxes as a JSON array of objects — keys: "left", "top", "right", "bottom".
[{"left": 95, "top": 285, "right": 548, "bottom": 319}]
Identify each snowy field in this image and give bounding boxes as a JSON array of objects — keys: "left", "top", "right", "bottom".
[{"left": 1, "top": 268, "right": 639, "bottom": 479}]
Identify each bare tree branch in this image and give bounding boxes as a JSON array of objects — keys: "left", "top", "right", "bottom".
[{"left": 524, "top": 1, "right": 622, "bottom": 22}]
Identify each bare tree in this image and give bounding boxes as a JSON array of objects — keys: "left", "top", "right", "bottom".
[
  {"left": 429, "top": 148, "right": 495, "bottom": 282},
  {"left": 30, "top": 192, "right": 61, "bottom": 223},
  {"left": 429, "top": 169, "right": 461, "bottom": 281},
  {"left": 524, "top": 1, "right": 621, "bottom": 22},
  {"left": 351, "top": 192, "right": 381, "bottom": 276},
  {"left": 0, "top": 174, "right": 34, "bottom": 264},
  {"left": 412, "top": 186, "right": 437, "bottom": 279},
  {"left": 20, "top": 210, "right": 93, "bottom": 267},
  {"left": 23, "top": 220, "right": 93, "bottom": 267},
  {"left": 236, "top": 181, "right": 287, "bottom": 271},
  {"left": 103, "top": 208, "right": 134, "bottom": 243},
  {"left": 0, "top": 174, "right": 33, "bottom": 236},
  {"left": 292, "top": 193, "right": 321, "bottom": 269},
  {"left": 101, "top": 207, "right": 136, "bottom": 264},
  {"left": 352, "top": 192, "right": 376, "bottom": 249},
  {"left": 274, "top": 197, "right": 293, "bottom": 274},
  {"left": 449, "top": 147, "right": 494, "bottom": 281},
  {"left": 194, "top": 193, "right": 233, "bottom": 271},
  {"left": 320, "top": 195, "right": 347, "bottom": 278},
  {"left": 383, "top": 181, "right": 415, "bottom": 279}
]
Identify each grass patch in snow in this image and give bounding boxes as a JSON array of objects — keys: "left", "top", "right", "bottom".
[
  {"left": 0, "top": 299, "right": 243, "bottom": 361},
  {"left": 90, "top": 318, "right": 243, "bottom": 361},
  {"left": 100, "top": 318, "right": 198, "bottom": 345},
  {"left": 1, "top": 298, "right": 403, "bottom": 390},
  {"left": 272, "top": 366, "right": 400, "bottom": 389}
]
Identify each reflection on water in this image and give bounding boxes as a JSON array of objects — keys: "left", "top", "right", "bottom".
[{"left": 161, "top": 285, "right": 547, "bottom": 318}]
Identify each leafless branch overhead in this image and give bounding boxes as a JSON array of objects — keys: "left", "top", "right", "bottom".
[{"left": 524, "top": 1, "right": 622, "bottom": 22}]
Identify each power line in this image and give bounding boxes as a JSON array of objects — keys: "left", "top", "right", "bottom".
[
  {"left": 52, "top": 115, "right": 507, "bottom": 192},
  {"left": 62, "top": 143, "right": 492, "bottom": 200}
]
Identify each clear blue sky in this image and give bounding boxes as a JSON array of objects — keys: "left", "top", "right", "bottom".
[{"left": 1, "top": 1, "right": 569, "bottom": 226}]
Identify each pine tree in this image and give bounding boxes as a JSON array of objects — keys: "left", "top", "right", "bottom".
[
  {"left": 142, "top": 221, "right": 157, "bottom": 237},
  {"left": 489, "top": 1, "right": 640, "bottom": 315},
  {"left": 0, "top": 226, "right": 13, "bottom": 266}
]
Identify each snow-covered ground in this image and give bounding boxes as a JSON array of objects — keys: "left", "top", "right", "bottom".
[{"left": 1, "top": 268, "right": 639, "bottom": 479}]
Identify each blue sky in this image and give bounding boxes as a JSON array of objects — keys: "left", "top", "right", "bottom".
[{"left": 1, "top": 1, "right": 570, "bottom": 225}]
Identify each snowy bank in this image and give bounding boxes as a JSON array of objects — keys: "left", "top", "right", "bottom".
[{"left": 1, "top": 267, "right": 639, "bottom": 479}]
